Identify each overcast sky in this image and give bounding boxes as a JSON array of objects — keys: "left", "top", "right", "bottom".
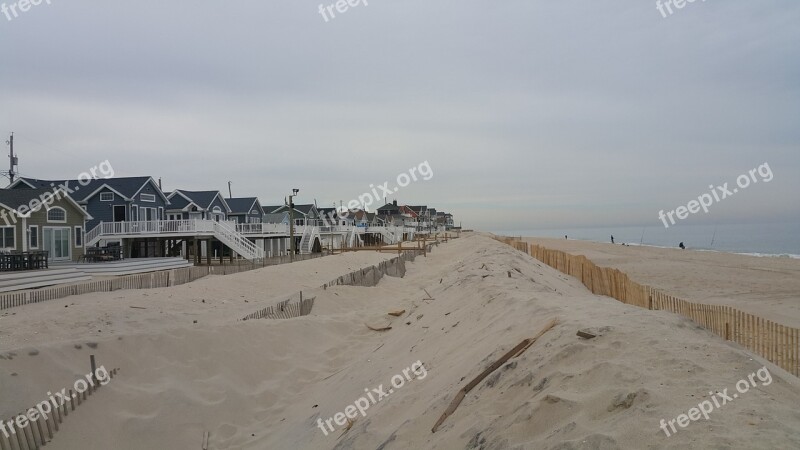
[{"left": 1, "top": 0, "right": 798, "bottom": 230}]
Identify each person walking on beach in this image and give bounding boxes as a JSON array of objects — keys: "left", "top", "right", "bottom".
[
  {"left": 679, "top": 242, "right": 685, "bottom": 249},
  {"left": 611, "top": 235, "right": 615, "bottom": 244}
]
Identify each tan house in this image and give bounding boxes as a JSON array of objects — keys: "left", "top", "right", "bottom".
[{"left": 0, "top": 188, "right": 92, "bottom": 262}]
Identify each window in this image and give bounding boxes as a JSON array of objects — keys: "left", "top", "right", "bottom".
[
  {"left": 158, "top": 207, "right": 164, "bottom": 220},
  {"left": 100, "top": 192, "right": 114, "bottom": 201},
  {"left": 0, "top": 227, "right": 14, "bottom": 249},
  {"left": 75, "top": 226, "right": 83, "bottom": 247},
  {"left": 28, "top": 226, "right": 38, "bottom": 249},
  {"left": 47, "top": 207, "right": 66, "bottom": 222},
  {"left": 251, "top": 209, "right": 258, "bottom": 215},
  {"left": 212, "top": 206, "right": 222, "bottom": 213},
  {"left": 140, "top": 193, "right": 156, "bottom": 202},
  {"left": 131, "top": 206, "right": 138, "bottom": 221}
]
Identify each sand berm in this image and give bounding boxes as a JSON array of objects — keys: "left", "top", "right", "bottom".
[{"left": 1, "top": 233, "right": 799, "bottom": 449}]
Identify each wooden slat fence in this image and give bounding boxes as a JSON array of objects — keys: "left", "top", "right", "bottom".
[
  {"left": 242, "top": 294, "right": 316, "bottom": 321},
  {"left": 0, "top": 254, "right": 329, "bottom": 313},
  {"left": 241, "top": 249, "right": 426, "bottom": 321},
  {"left": 0, "top": 360, "right": 119, "bottom": 450},
  {"left": 498, "top": 237, "right": 800, "bottom": 378}
]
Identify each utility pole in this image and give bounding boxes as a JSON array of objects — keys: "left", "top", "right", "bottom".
[
  {"left": 6, "top": 132, "right": 17, "bottom": 184},
  {"left": 288, "top": 188, "right": 299, "bottom": 261}
]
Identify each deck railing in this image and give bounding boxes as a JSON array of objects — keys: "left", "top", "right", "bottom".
[{"left": 236, "top": 223, "right": 290, "bottom": 234}]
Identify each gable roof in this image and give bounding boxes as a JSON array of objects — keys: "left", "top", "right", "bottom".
[
  {"left": 261, "top": 205, "right": 283, "bottom": 214},
  {"left": 271, "top": 203, "right": 316, "bottom": 216},
  {"left": 376, "top": 202, "right": 401, "bottom": 213},
  {"left": 226, "top": 197, "right": 261, "bottom": 215},
  {"left": 0, "top": 188, "right": 92, "bottom": 219},
  {"left": 10, "top": 176, "right": 169, "bottom": 204},
  {"left": 317, "top": 207, "right": 337, "bottom": 218},
  {"left": 170, "top": 190, "right": 231, "bottom": 212},
  {"left": 164, "top": 192, "right": 198, "bottom": 211},
  {"left": 263, "top": 212, "right": 290, "bottom": 223}
]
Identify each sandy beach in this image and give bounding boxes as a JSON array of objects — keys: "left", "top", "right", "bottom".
[
  {"left": 1, "top": 233, "right": 800, "bottom": 449},
  {"left": 523, "top": 238, "right": 800, "bottom": 328}
]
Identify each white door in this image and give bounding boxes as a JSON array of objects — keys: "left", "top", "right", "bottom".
[{"left": 43, "top": 227, "right": 71, "bottom": 261}]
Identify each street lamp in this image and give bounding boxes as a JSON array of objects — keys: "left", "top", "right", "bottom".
[{"left": 289, "top": 189, "right": 299, "bottom": 261}]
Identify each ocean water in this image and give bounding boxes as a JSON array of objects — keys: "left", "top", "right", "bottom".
[{"left": 494, "top": 222, "right": 800, "bottom": 258}]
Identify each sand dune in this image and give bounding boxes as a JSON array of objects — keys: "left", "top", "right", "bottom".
[{"left": 1, "top": 234, "right": 799, "bottom": 449}]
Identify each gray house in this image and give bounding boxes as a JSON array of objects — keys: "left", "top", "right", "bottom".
[
  {"left": 166, "top": 190, "right": 231, "bottom": 221},
  {"left": 9, "top": 176, "right": 170, "bottom": 232},
  {"left": 271, "top": 203, "right": 320, "bottom": 225},
  {"left": 226, "top": 197, "right": 263, "bottom": 224},
  {"left": 262, "top": 212, "right": 290, "bottom": 224}
]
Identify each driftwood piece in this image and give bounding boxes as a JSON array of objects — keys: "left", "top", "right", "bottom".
[
  {"left": 576, "top": 330, "right": 597, "bottom": 340},
  {"left": 431, "top": 318, "right": 558, "bottom": 433},
  {"left": 366, "top": 323, "right": 392, "bottom": 332},
  {"left": 202, "top": 430, "right": 209, "bottom": 449},
  {"left": 388, "top": 310, "right": 406, "bottom": 317}
]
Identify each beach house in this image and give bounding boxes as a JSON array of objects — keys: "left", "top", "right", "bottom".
[{"left": 0, "top": 188, "right": 92, "bottom": 262}]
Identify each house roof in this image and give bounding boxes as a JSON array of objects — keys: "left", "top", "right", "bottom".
[
  {"left": 164, "top": 194, "right": 195, "bottom": 211},
  {"left": 376, "top": 203, "right": 401, "bottom": 212},
  {"left": 226, "top": 197, "right": 261, "bottom": 215},
  {"left": 399, "top": 205, "right": 418, "bottom": 218},
  {"left": 170, "top": 190, "right": 231, "bottom": 212},
  {"left": 317, "top": 207, "right": 338, "bottom": 218},
  {"left": 262, "top": 205, "right": 283, "bottom": 214},
  {"left": 272, "top": 204, "right": 315, "bottom": 216},
  {"left": 262, "top": 212, "right": 289, "bottom": 223},
  {"left": 0, "top": 188, "right": 93, "bottom": 219},
  {"left": 12, "top": 176, "right": 168, "bottom": 204}
]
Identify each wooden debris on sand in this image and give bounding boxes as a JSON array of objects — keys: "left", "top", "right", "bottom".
[
  {"left": 431, "top": 318, "right": 558, "bottom": 432},
  {"left": 576, "top": 330, "right": 597, "bottom": 339}
]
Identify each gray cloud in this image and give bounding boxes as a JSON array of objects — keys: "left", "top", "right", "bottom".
[{"left": 1, "top": 0, "right": 798, "bottom": 231}]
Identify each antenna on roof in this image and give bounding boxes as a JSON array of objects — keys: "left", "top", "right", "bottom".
[
  {"left": 227, "top": 181, "right": 232, "bottom": 198},
  {"left": 5, "top": 132, "right": 18, "bottom": 184}
]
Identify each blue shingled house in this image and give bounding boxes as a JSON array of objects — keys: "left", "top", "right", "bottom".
[
  {"left": 165, "top": 190, "right": 231, "bottom": 221},
  {"left": 9, "top": 176, "right": 170, "bottom": 232},
  {"left": 226, "top": 197, "right": 264, "bottom": 224}
]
